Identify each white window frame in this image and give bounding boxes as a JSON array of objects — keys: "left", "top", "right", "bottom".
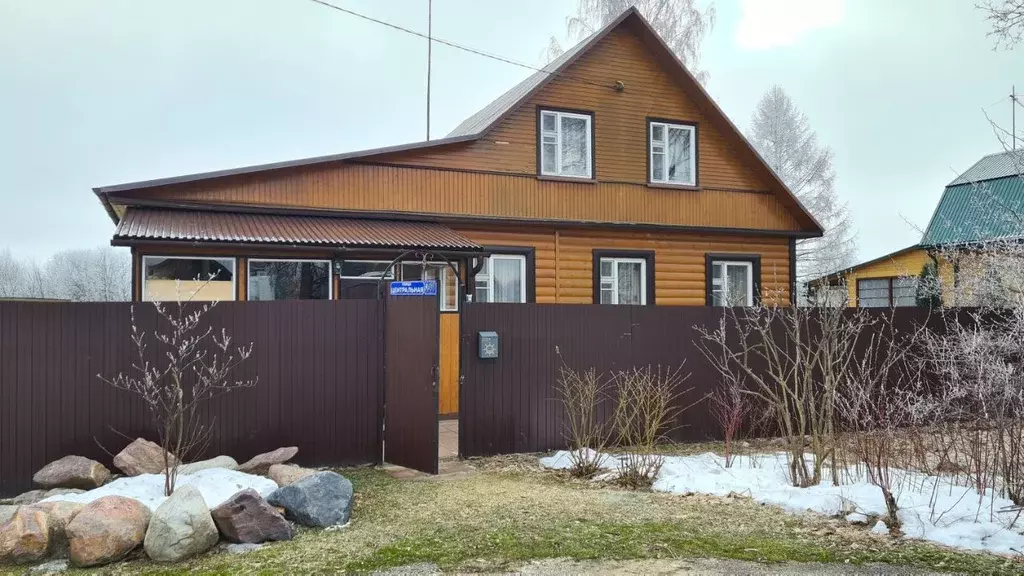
[
  {"left": 649, "top": 121, "right": 696, "bottom": 186},
  {"left": 338, "top": 260, "right": 396, "bottom": 280},
  {"left": 474, "top": 254, "right": 527, "bottom": 303},
  {"left": 400, "top": 261, "right": 459, "bottom": 312},
  {"left": 141, "top": 255, "right": 237, "bottom": 302},
  {"left": 711, "top": 260, "right": 754, "bottom": 307},
  {"left": 599, "top": 257, "right": 647, "bottom": 305},
  {"left": 246, "top": 258, "right": 333, "bottom": 301},
  {"left": 539, "top": 109, "right": 593, "bottom": 179}
]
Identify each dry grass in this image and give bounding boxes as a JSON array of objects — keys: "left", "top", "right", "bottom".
[{"left": 3, "top": 455, "right": 1021, "bottom": 575}]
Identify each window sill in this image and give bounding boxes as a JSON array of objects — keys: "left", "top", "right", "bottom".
[
  {"left": 647, "top": 182, "right": 700, "bottom": 191},
  {"left": 537, "top": 175, "right": 598, "bottom": 185}
]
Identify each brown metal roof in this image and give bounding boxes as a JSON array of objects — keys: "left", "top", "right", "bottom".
[{"left": 114, "top": 208, "right": 482, "bottom": 250}]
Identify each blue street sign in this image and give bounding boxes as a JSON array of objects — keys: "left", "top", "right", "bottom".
[{"left": 389, "top": 280, "right": 438, "bottom": 297}]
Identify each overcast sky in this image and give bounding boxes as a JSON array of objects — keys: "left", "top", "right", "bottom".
[{"left": 1, "top": 0, "right": 1022, "bottom": 264}]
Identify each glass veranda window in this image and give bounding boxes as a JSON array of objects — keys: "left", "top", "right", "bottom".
[
  {"left": 650, "top": 121, "right": 696, "bottom": 185},
  {"left": 474, "top": 254, "right": 526, "bottom": 303},
  {"left": 540, "top": 110, "right": 592, "bottom": 178},
  {"left": 142, "top": 256, "right": 235, "bottom": 302},
  {"left": 711, "top": 261, "right": 753, "bottom": 306},
  {"left": 401, "top": 262, "right": 459, "bottom": 312},
  {"left": 599, "top": 258, "right": 646, "bottom": 305},
  {"left": 857, "top": 278, "right": 891, "bottom": 308},
  {"left": 247, "top": 260, "right": 331, "bottom": 301}
]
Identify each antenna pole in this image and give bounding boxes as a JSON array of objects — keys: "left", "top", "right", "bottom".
[
  {"left": 1013, "top": 84, "right": 1017, "bottom": 151},
  {"left": 426, "top": 0, "right": 432, "bottom": 141}
]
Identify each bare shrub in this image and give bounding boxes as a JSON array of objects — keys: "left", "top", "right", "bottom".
[
  {"left": 554, "top": 349, "right": 613, "bottom": 478},
  {"left": 709, "top": 370, "right": 749, "bottom": 468},
  {"left": 610, "top": 365, "right": 694, "bottom": 488},
  {"left": 101, "top": 296, "right": 256, "bottom": 495}
]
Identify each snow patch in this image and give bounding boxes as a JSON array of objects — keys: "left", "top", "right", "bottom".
[
  {"left": 39, "top": 468, "right": 277, "bottom": 511},
  {"left": 871, "top": 520, "right": 890, "bottom": 535},
  {"left": 540, "top": 450, "right": 1024, "bottom": 555}
]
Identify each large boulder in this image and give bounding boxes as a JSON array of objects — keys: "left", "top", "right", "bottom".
[
  {"left": 266, "top": 471, "right": 353, "bottom": 528},
  {"left": 0, "top": 505, "right": 17, "bottom": 525},
  {"left": 268, "top": 464, "right": 316, "bottom": 487},
  {"left": 0, "top": 506, "right": 51, "bottom": 564},
  {"left": 66, "top": 496, "right": 150, "bottom": 567},
  {"left": 237, "top": 447, "right": 298, "bottom": 475},
  {"left": 27, "top": 502, "right": 84, "bottom": 559},
  {"left": 178, "top": 456, "right": 239, "bottom": 476},
  {"left": 11, "top": 490, "right": 47, "bottom": 505},
  {"left": 210, "top": 489, "right": 292, "bottom": 544},
  {"left": 33, "top": 456, "right": 111, "bottom": 489},
  {"left": 113, "top": 438, "right": 176, "bottom": 476},
  {"left": 143, "top": 485, "right": 218, "bottom": 562}
]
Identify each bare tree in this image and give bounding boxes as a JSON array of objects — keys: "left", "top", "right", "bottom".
[
  {"left": 101, "top": 293, "right": 256, "bottom": 496},
  {"left": 978, "top": 0, "right": 1024, "bottom": 49},
  {"left": 747, "top": 85, "right": 856, "bottom": 290},
  {"left": 0, "top": 249, "right": 26, "bottom": 298},
  {"left": 547, "top": 0, "right": 716, "bottom": 85},
  {"left": 0, "top": 246, "right": 131, "bottom": 301}
]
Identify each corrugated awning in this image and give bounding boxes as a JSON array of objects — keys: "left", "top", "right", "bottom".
[{"left": 114, "top": 208, "right": 481, "bottom": 251}]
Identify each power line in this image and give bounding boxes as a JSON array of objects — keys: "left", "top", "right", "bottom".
[{"left": 305, "top": 0, "right": 615, "bottom": 91}]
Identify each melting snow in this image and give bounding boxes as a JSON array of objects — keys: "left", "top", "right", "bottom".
[
  {"left": 39, "top": 468, "right": 277, "bottom": 511},
  {"left": 540, "top": 450, "right": 1024, "bottom": 555}
]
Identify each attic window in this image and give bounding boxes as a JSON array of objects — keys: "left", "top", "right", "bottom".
[
  {"left": 538, "top": 109, "right": 593, "bottom": 178},
  {"left": 649, "top": 120, "right": 696, "bottom": 186}
]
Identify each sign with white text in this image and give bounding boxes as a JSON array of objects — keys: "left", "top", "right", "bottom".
[{"left": 389, "top": 280, "right": 438, "bottom": 297}]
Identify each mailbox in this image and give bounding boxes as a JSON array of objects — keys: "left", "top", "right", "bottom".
[{"left": 478, "top": 331, "right": 499, "bottom": 359}]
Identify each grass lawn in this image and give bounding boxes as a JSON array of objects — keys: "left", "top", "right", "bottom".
[{"left": 4, "top": 454, "right": 1023, "bottom": 574}]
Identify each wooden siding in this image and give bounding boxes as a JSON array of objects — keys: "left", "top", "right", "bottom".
[
  {"left": 456, "top": 225, "right": 791, "bottom": 305},
  {"left": 133, "top": 164, "right": 801, "bottom": 232},
  {"left": 375, "top": 26, "right": 766, "bottom": 190},
  {"left": 439, "top": 314, "right": 459, "bottom": 416},
  {"left": 841, "top": 249, "right": 954, "bottom": 307}
]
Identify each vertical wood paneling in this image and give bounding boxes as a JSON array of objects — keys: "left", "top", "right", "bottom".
[
  {"left": 0, "top": 300, "right": 386, "bottom": 497},
  {"left": 439, "top": 314, "right": 460, "bottom": 415}
]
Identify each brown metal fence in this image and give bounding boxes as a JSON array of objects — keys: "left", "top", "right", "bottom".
[
  {"left": 0, "top": 300, "right": 385, "bottom": 497},
  {"left": 458, "top": 303, "right": 943, "bottom": 458}
]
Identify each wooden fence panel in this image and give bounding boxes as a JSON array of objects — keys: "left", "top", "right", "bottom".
[{"left": 0, "top": 300, "right": 384, "bottom": 497}]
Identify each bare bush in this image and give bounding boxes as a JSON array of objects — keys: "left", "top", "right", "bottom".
[
  {"left": 101, "top": 295, "right": 256, "bottom": 495},
  {"left": 708, "top": 368, "right": 749, "bottom": 468},
  {"left": 610, "top": 365, "right": 694, "bottom": 488},
  {"left": 554, "top": 349, "right": 613, "bottom": 478}
]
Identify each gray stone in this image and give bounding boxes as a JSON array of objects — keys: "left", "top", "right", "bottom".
[
  {"left": 268, "top": 464, "right": 316, "bottom": 487},
  {"left": 266, "top": 471, "right": 353, "bottom": 528},
  {"left": 28, "top": 559, "right": 70, "bottom": 574},
  {"left": 66, "top": 495, "right": 150, "bottom": 567},
  {"left": 143, "top": 485, "right": 218, "bottom": 563},
  {"left": 43, "top": 488, "right": 84, "bottom": 498},
  {"left": 223, "top": 542, "right": 263, "bottom": 555},
  {"left": 33, "top": 456, "right": 111, "bottom": 489},
  {"left": 0, "top": 505, "right": 17, "bottom": 525},
  {"left": 113, "top": 438, "right": 177, "bottom": 476},
  {"left": 178, "top": 455, "right": 239, "bottom": 475},
  {"left": 12, "top": 490, "right": 47, "bottom": 505},
  {"left": 211, "top": 489, "right": 292, "bottom": 544},
  {"left": 237, "top": 447, "right": 298, "bottom": 475},
  {"left": 0, "top": 506, "right": 51, "bottom": 564}
]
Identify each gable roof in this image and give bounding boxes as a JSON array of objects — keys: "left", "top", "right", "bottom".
[
  {"left": 920, "top": 174, "right": 1024, "bottom": 246},
  {"left": 808, "top": 244, "right": 923, "bottom": 287},
  {"left": 95, "top": 7, "right": 822, "bottom": 235},
  {"left": 949, "top": 149, "right": 1024, "bottom": 185}
]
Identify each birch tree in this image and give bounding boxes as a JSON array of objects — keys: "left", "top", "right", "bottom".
[
  {"left": 547, "top": 0, "right": 716, "bottom": 85},
  {"left": 747, "top": 85, "right": 856, "bottom": 289}
]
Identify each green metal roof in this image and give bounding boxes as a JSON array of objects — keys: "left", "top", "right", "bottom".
[{"left": 920, "top": 175, "right": 1024, "bottom": 246}]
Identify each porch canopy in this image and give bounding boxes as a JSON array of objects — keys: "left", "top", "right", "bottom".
[{"left": 112, "top": 207, "right": 482, "bottom": 254}]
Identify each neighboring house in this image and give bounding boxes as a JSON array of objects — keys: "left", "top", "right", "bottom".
[
  {"left": 811, "top": 149, "right": 1024, "bottom": 307},
  {"left": 94, "top": 8, "right": 823, "bottom": 414}
]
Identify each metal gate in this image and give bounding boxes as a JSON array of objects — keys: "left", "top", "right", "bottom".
[{"left": 383, "top": 291, "right": 440, "bottom": 474}]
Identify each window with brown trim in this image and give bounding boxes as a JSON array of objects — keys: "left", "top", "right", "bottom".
[
  {"left": 592, "top": 250, "right": 655, "bottom": 305},
  {"left": 538, "top": 108, "right": 593, "bottom": 179},
  {"left": 705, "top": 254, "right": 761, "bottom": 306}
]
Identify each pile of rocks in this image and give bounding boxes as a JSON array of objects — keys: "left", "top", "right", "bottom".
[{"left": 0, "top": 440, "right": 354, "bottom": 569}]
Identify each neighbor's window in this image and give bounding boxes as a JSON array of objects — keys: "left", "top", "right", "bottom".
[
  {"left": 402, "top": 262, "right": 459, "bottom": 312},
  {"left": 539, "top": 109, "right": 592, "bottom": 178},
  {"left": 857, "top": 277, "right": 917, "bottom": 308},
  {"left": 710, "top": 260, "right": 753, "bottom": 306},
  {"left": 142, "top": 256, "right": 236, "bottom": 302},
  {"left": 649, "top": 121, "right": 696, "bottom": 186},
  {"left": 599, "top": 258, "right": 646, "bottom": 305},
  {"left": 475, "top": 254, "right": 527, "bottom": 303},
  {"left": 247, "top": 259, "right": 331, "bottom": 301}
]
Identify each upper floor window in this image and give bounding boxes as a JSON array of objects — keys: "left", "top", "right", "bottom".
[
  {"left": 539, "top": 109, "right": 592, "bottom": 179},
  {"left": 649, "top": 120, "right": 696, "bottom": 186}
]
